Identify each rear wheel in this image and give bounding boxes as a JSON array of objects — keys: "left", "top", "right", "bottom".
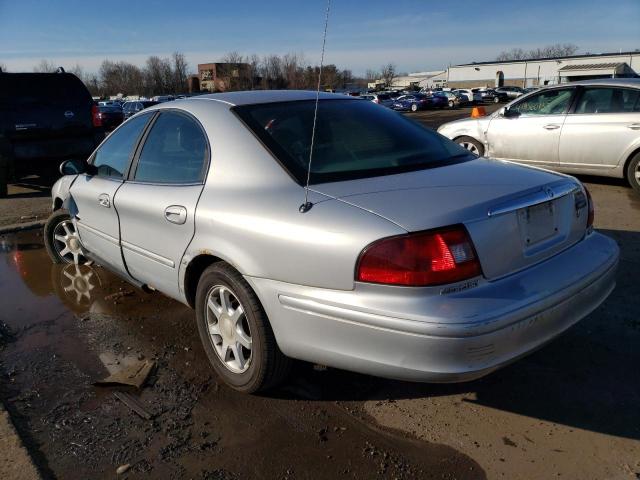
[
  {"left": 626, "top": 152, "right": 640, "bottom": 194},
  {"left": 195, "top": 262, "right": 291, "bottom": 393},
  {"left": 410, "top": 103, "right": 418, "bottom": 112},
  {"left": 494, "top": 96, "right": 500, "bottom": 103},
  {"left": 44, "top": 209, "right": 89, "bottom": 264},
  {"left": 455, "top": 136, "right": 485, "bottom": 156}
]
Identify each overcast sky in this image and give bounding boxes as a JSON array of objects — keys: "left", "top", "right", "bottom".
[{"left": 1, "top": 0, "right": 639, "bottom": 75}]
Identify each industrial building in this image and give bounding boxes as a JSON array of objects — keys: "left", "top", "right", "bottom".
[{"left": 427, "top": 50, "right": 639, "bottom": 89}]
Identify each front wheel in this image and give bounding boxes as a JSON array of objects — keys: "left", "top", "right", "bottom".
[
  {"left": 44, "top": 209, "right": 89, "bottom": 264},
  {"left": 455, "top": 136, "right": 485, "bottom": 156},
  {"left": 494, "top": 97, "right": 500, "bottom": 103},
  {"left": 626, "top": 152, "right": 640, "bottom": 194},
  {"left": 410, "top": 103, "right": 418, "bottom": 112},
  {"left": 195, "top": 262, "right": 291, "bottom": 393},
  {"left": 448, "top": 100, "right": 455, "bottom": 108}
]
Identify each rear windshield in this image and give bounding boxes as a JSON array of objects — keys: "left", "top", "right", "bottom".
[
  {"left": 0, "top": 73, "right": 91, "bottom": 106},
  {"left": 377, "top": 94, "right": 391, "bottom": 100},
  {"left": 233, "top": 99, "right": 473, "bottom": 184}
]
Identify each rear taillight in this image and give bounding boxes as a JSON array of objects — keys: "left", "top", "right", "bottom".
[
  {"left": 585, "top": 187, "right": 594, "bottom": 229},
  {"left": 356, "top": 225, "right": 482, "bottom": 286},
  {"left": 91, "top": 104, "right": 102, "bottom": 127}
]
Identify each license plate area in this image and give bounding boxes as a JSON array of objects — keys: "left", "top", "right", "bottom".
[{"left": 517, "top": 200, "right": 558, "bottom": 249}]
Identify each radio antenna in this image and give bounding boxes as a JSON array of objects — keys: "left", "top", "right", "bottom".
[{"left": 299, "top": 0, "right": 331, "bottom": 214}]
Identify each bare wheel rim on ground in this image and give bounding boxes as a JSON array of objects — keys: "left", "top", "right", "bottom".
[{"left": 205, "top": 285, "right": 252, "bottom": 373}]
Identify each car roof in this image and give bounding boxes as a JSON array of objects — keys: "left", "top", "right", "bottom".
[
  {"left": 564, "top": 78, "right": 640, "bottom": 88},
  {"left": 187, "top": 90, "right": 352, "bottom": 107}
]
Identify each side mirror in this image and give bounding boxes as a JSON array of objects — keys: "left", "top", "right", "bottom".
[
  {"left": 501, "top": 108, "right": 520, "bottom": 119},
  {"left": 59, "top": 159, "right": 97, "bottom": 176}
]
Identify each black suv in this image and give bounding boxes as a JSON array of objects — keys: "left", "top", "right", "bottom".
[{"left": 0, "top": 70, "right": 104, "bottom": 196}]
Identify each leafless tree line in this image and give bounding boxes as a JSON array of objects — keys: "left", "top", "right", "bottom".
[
  {"left": 218, "top": 51, "right": 361, "bottom": 91},
  {"left": 31, "top": 53, "right": 189, "bottom": 97},
  {"left": 496, "top": 43, "right": 579, "bottom": 62}
]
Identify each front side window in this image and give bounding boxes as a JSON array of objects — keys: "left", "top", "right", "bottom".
[
  {"left": 133, "top": 112, "right": 208, "bottom": 184},
  {"left": 92, "top": 113, "right": 152, "bottom": 179},
  {"left": 510, "top": 88, "right": 573, "bottom": 116},
  {"left": 575, "top": 87, "right": 640, "bottom": 114},
  {"left": 234, "top": 99, "right": 472, "bottom": 184}
]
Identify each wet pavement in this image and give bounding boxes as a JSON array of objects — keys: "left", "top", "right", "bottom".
[{"left": 0, "top": 230, "right": 484, "bottom": 479}]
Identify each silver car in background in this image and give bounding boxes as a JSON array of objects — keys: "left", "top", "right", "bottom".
[
  {"left": 438, "top": 79, "right": 640, "bottom": 193},
  {"left": 45, "top": 91, "right": 619, "bottom": 393}
]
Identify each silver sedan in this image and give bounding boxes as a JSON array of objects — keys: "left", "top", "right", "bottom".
[
  {"left": 45, "top": 90, "right": 619, "bottom": 393},
  {"left": 438, "top": 79, "right": 640, "bottom": 193}
]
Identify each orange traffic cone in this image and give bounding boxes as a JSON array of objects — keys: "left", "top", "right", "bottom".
[{"left": 470, "top": 106, "right": 486, "bottom": 118}]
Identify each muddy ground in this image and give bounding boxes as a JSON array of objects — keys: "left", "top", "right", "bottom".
[{"left": 0, "top": 230, "right": 484, "bottom": 479}]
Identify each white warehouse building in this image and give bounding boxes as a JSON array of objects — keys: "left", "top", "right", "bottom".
[{"left": 426, "top": 51, "right": 639, "bottom": 89}]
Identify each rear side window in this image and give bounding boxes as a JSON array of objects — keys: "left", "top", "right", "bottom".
[
  {"left": 234, "top": 99, "right": 471, "bottom": 184},
  {"left": 575, "top": 87, "right": 640, "bottom": 113},
  {"left": 133, "top": 112, "right": 208, "bottom": 184},
  {"left": 510, "top": 89, "right": 573, "bottom": 115},
  {"left": 92, "top": 113, "right": 152, "bottom": 179}
]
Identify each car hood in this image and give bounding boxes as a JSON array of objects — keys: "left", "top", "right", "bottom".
[{"left": 311, "top": 157, "right": 567, "bottom": 232}]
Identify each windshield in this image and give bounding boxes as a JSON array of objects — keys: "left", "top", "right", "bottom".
[{"left": 233, "top": 99, "right": 473, "bottom": 184}]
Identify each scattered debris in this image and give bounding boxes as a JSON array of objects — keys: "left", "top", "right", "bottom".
[
  {"left": 113, "top": 392, "right": 153, "bottom": 420},
  {"left": 95, "top": 359, "right": 155, "bottom": 388},
  {"left": 116, "top": 463, "right": 131, "bottom": 475},
  {"left": 502, "top": 437, "right": 517, "bottom": 447},
  {"left": 104, "top": 290, "right": 134, "bottom": 301}
]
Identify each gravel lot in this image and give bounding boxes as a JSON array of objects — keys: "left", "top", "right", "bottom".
[{"left": 0, "top": 104, "right": 638, "bottom": 479}]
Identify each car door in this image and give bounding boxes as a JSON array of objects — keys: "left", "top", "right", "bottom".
[
  {"left": 114, "top": 110, "right": 209, "bottom": 299},
  {"left": 485, "top": 87, "right": 575, "bottom": 167},
  {"left": 70, "top": 112, "right": 153, "bottom": 276},
  {"left": 558, "top": 86, "right": 640, "bottom": 172}
]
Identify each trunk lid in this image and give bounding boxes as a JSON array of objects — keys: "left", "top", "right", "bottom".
[{"left": 312, "top": 158, "right": 588, "bottom": 280}]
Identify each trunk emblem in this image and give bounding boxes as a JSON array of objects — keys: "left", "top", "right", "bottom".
[{"left": 64, "top": 110, "right": 75, "bottom": 118}]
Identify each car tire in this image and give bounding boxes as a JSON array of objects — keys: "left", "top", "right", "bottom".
[
  {"left": 44, "top": 209, "right": 89, "bottom": 264},
  {"left": 455, "top": 136, "right": 485, "bottom": 156},
  {"left": 626, "top": 152, "right": 640, "bottom": 194},
  {"left": 494, "top": 97, "right": 500, "bottom": 103},
  {"left": 195, "top": 262, "right": 291, "bottom": 393},
  {"left": 410, "top": 103, "right": 418, "bottom": 112},
  {"left": 448, "top": 100, "right": 455, "bottom": 108}
]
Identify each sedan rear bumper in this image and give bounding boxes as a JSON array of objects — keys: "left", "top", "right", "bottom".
[{"left": 248, "top": 232, "right": 618, "bottom": 382}]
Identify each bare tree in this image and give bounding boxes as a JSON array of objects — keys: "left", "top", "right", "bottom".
[
  {"left": 172, "top": 52, "right": 189, "bottom": 93},
  {"left": 496, "top": 43, "right": 579, "bottom": 61},
  {"left": 365, "top": 69, "right": 379, "bottom": 83},
  {"left": 380, "top": 63, "right": 396, "bottom": 88},
  {"left": 33, "top": 59, "right": 57, "bottom": 73}
]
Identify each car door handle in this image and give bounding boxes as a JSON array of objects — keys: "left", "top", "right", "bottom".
[
  {"left": 164, "top": 205, "right": 187, "bottom": 225},
  {"left": 543, "top": 124, "right": 561, "bottom": 130},
  {"left": 98, "top": 193, "right": 110, "bottom": 208},
  {"left": 627, "top": 123, "right": 640, "bottom": 130}
]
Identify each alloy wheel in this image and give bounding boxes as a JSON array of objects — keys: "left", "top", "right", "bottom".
[
  {"left": 459, "top": 141, "right": 479, "bottom": 155},
  {"left": 205, "top": 285, "right": 252, "bottom": 373},
  {"left": 53, "top": 220, "right": 87, "bottom": 264}
]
